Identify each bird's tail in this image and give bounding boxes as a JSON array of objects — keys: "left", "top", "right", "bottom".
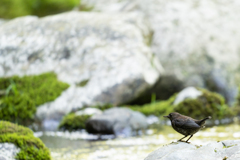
[
  {"left": 198, "top": 116, "right": 211, "bottom": 126},
  {"left": 202, "top": 116, "right": 211, "bottom": 122}
]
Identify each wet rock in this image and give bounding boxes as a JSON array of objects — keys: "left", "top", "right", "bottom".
[
  {"left": 86, "top": 107, "right": 148, "bottom": 136},
  {"left": 145, "top": 140, "right": 240, "bottom": 160},
  {"left": 0, "top": 11, "right": 162, "bottom": 125}
]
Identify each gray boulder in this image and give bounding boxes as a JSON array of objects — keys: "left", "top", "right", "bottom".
[
  {"left": 145, "top": 140, "right": 240, "bottom": 160},
  {"left": 86, "top": 107, "right": 148, "bottom": 136},
  {"left": 0, "top": 143, "right": 20, "bottom": 160},
  {"left": 81, "top": 0, "right": 240, "bottom": 105},
  {"left": 0, "top": 11, "right": 162, "bottom": 123}
]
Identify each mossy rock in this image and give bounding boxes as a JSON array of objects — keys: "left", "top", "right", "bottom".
[
  {"left": 174, "top": 88, "right": 235, "bottom": 120},
  {"left": 58, "top": 113, "right": 91, "bottom": 131},
  {"left": 232, "top": 86, "right": 240, "bottom": 115},
  {"left": 127, "top": 88, "right": 235, "bottom": 121},
  {"left": 0, "top": 121, "right": 51, "bottom": 160},
  {"left": 0, "top": 0, "right": 80, "bottom": 19},
  {"left": 58, "top": 104, "right": 113, "bottom": 131},
  {"left": 0, "top": 72, "right": 69, "bottom": 125},
  {"left": 127, "top": 94, "right": 176, "bottom": 117}
]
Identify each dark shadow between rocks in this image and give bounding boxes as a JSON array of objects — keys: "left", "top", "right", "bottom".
[{"left": 127, "top": 75, "right": 185, "bottom": 105}]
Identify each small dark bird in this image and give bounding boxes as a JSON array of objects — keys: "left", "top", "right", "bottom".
[{"left": 164, "top": 112, "right": 211, "bottom": 143}]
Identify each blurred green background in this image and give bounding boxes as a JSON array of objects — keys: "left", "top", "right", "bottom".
[{"left": 0, "top": 0, "right": 80, "bottom": 19}]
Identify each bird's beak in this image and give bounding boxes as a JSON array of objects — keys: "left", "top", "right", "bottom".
[{"left": 163, "top": 115, "right": 169, "bottom": 118}]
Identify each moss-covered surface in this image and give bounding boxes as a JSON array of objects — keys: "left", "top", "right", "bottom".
[
  {"left": 0, "top": 72, "right": 69, "bottom": 125},
  {"left": 58, "top": 113, "right": 91, "bottom": 131},
  {"left": 0, "top": 0, "right": 80, "bottom": 19},
  {"left": 58, "top": 104, "right": 113, "bottom": 131},
  {"left": 90, "top": 103, "right": 113, "bottom": 111},
  {"left": 76, "top": 79, "right": 89, "bottom": 87},
  {"left": 0, "top": 121, "right": 51, "bottom": 160},
  {"left": 127, "top": 88, "right": 235, "bottom": 120},
  {"left": 127, "top": 94, "right": 176, "bottom": 117},
  {"left": 78, "top": 3, "right": 94, "bottom": 12},
  {"left": 175, "top": 88, "right": 235, "bottom": 119},
  {"left": 237, "top": 86, "right": 240, "bottom": 106}
]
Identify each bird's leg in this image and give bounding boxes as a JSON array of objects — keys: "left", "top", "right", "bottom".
[
  {"left": 185, "top": 135, "right": 193, "bottom": 143},
  {"left": 178, "top": 135, "right": 187, "bottom": 142}
]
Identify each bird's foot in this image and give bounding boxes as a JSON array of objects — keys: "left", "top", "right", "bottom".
[
  {"left": 178, "top": 140, "right": 191, "bottom": 143},
  {"left": 177, "top": 140, "right": 185, "bottom": 142}
]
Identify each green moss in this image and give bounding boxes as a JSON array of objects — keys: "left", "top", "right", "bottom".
[
  {"left": 0, "top": 0, "right": 80, "bottom": 19},
  {"left": 78, "top": 3, "right": 94, "bottom": 11},
  {"left": 0, "top": 121, "right": 51, "bottom": 160},
  {"left": 58, "top": 113, "right": 91, "bottom": 131},
  {"left": 59, "top": 104, "right": 114, "bottom": 131},
  {"left": 237, "top": 86, "right": 240, "bottom": 106},
  {"left": 127, "top": 94, "right": 176, "bottom": 116},
  {"left": 223, "top": 156, "right": 228, "bottom": 160},
  {"left": 76, "top": 79, "right": 89, "bottom": 87},
  {"left": 0, "top": 72, "right": 69, "bottom": 125},
  {"left": 32, "top": 0, "right": 80, "bottom": 17},
  {"left": 126, "top": 88, "right": 235, "bottom": 121},
  {"left": 90, "top": 103, "right": 113, "bottom": 111},
  {"left": 0, "top": 0, "right": 33, "bottom": 19},
  {"left": 223, "top": 144, "right": 236, "bottom": 149},
  {"left": 175, "top": 88, "right": 234, "bottom": 119}
]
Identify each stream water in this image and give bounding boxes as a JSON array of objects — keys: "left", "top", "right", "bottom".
[{"left": 38, "top": 123, "right": 240, "bottom": 160}]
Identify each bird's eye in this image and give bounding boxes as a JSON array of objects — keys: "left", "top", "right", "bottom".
[{"left": 169, "top": 114, "right": 172, "bottom": 117}]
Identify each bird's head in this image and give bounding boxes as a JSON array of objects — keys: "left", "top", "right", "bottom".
[{"left": 163, "top": 112, "right": 180, "bottom": 120}]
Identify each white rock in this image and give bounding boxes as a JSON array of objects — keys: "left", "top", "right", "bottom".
[
  {"left": 145, "top": 140, "right": 240, "bottom": 160},
  {"left": 0, "top": 11, "right": 162, "bottom": 123},
  {"left": 173, "top": 87, "right": 202, "bottom": 105},
  {"left": 81, "top": 0, "right": 240, "bottom": 104},
  {"left": 0, "top": 143, "right": 20, "bottom": 160},
  {"left": 75, "top": 108, "right": 102, "bottom": 116}
]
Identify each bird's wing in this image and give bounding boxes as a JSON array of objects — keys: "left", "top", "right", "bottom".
[{"left": 173, "top": 119, "right": 200, "bottom": 129}]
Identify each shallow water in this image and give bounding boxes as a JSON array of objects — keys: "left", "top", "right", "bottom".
[{"left": 39, "top": 124, "right": 240, "bottom": 160}]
